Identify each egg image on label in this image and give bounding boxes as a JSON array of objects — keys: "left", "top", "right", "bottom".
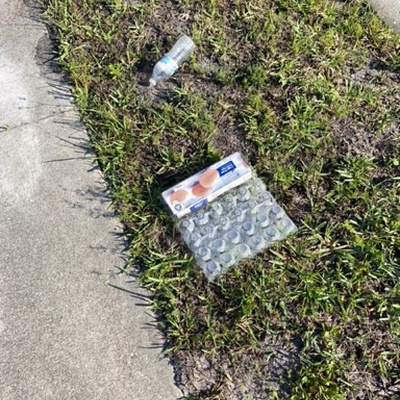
[
  {"left": 192, "top": 183, "right": 211, "bottom": 198},
  {"left": 199, "top": 169, "right": 218, "bottom": 188},
  {"left": 169, "top": 189, "right": 189, "bottom": 204}
]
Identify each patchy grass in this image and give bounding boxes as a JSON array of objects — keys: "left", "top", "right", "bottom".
[{"left": 42, "top": 0, "right": 400, "bottom": 398}]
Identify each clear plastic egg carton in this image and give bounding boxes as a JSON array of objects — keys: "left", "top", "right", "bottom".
[{"left": 176, "top": 176, "right": 297, "bottom": 281}]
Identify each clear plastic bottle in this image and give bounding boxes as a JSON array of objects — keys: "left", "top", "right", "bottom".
[{"left": 149, "top": 35, "right": 196, "bottom": 87}]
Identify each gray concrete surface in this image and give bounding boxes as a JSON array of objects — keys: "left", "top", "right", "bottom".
[
  {"left": 368, "top": 0, "right": 400, "bottom": 31},
  {"left": 0, "top": 1, "right": 181, "bottom": 399}
]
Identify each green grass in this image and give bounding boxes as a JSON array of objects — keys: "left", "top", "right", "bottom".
[{"left": 42, "top": 0, "right": 400, "bottom": 398}]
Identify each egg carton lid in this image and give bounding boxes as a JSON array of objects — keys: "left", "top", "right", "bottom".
[{"left": 161, "top": 152, "right": 253, "bottom": 218}]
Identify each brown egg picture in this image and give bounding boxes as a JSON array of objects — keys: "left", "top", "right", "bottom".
[
  {"left": 169, "top": 189, "right": 189, "bottom": 204},
  {"left": 192, "top": 183, "right": 212, "bottom": 198},
  {"left": 199, "top": 169, "right": 218, "bottom": 188}
]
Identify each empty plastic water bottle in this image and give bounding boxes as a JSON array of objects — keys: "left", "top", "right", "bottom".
[{"left": 149, "top": 35, "right": 195, "bottom": 87}]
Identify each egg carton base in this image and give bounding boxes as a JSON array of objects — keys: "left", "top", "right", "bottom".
[{"left": 175, "top": 176, "right": 297, "bottom": 281}]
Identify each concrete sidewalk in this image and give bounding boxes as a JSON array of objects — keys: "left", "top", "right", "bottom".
[
  {"left": 0, "top": 1, "right": 181, "bottom": 399},
  {"left": 368, "top": 0, "right": 400, "bottom": 31}
]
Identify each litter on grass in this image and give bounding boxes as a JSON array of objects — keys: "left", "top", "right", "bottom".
[{"left": 162, "top": 153, "right": 297, "bottom": 281}]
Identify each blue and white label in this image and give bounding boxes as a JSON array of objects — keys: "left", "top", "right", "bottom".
[
  {"left": 217, "top": 161, "right": 236, "bottom": 177},
  {"left": 162, "top": 152, "right": 251, "bottom": 218},
  {"left": 190, "top": 199, "right": 208, "bottom": 213},
  {"left": 160, "top": 55, "right": 178, "bottom": 74}
]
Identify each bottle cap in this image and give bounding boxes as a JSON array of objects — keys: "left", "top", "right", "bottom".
[{"left": 149, "top": 78, "right": 157, "bottom": 87}]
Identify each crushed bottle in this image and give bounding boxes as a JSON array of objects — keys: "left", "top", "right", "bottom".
[{"left": 149, "top": 35, "right": 196, "bottom": 87}]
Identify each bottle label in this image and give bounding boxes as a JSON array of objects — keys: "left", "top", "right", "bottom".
[{"left": 160, "top": 55, "right": 178, "bottom": 74}]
